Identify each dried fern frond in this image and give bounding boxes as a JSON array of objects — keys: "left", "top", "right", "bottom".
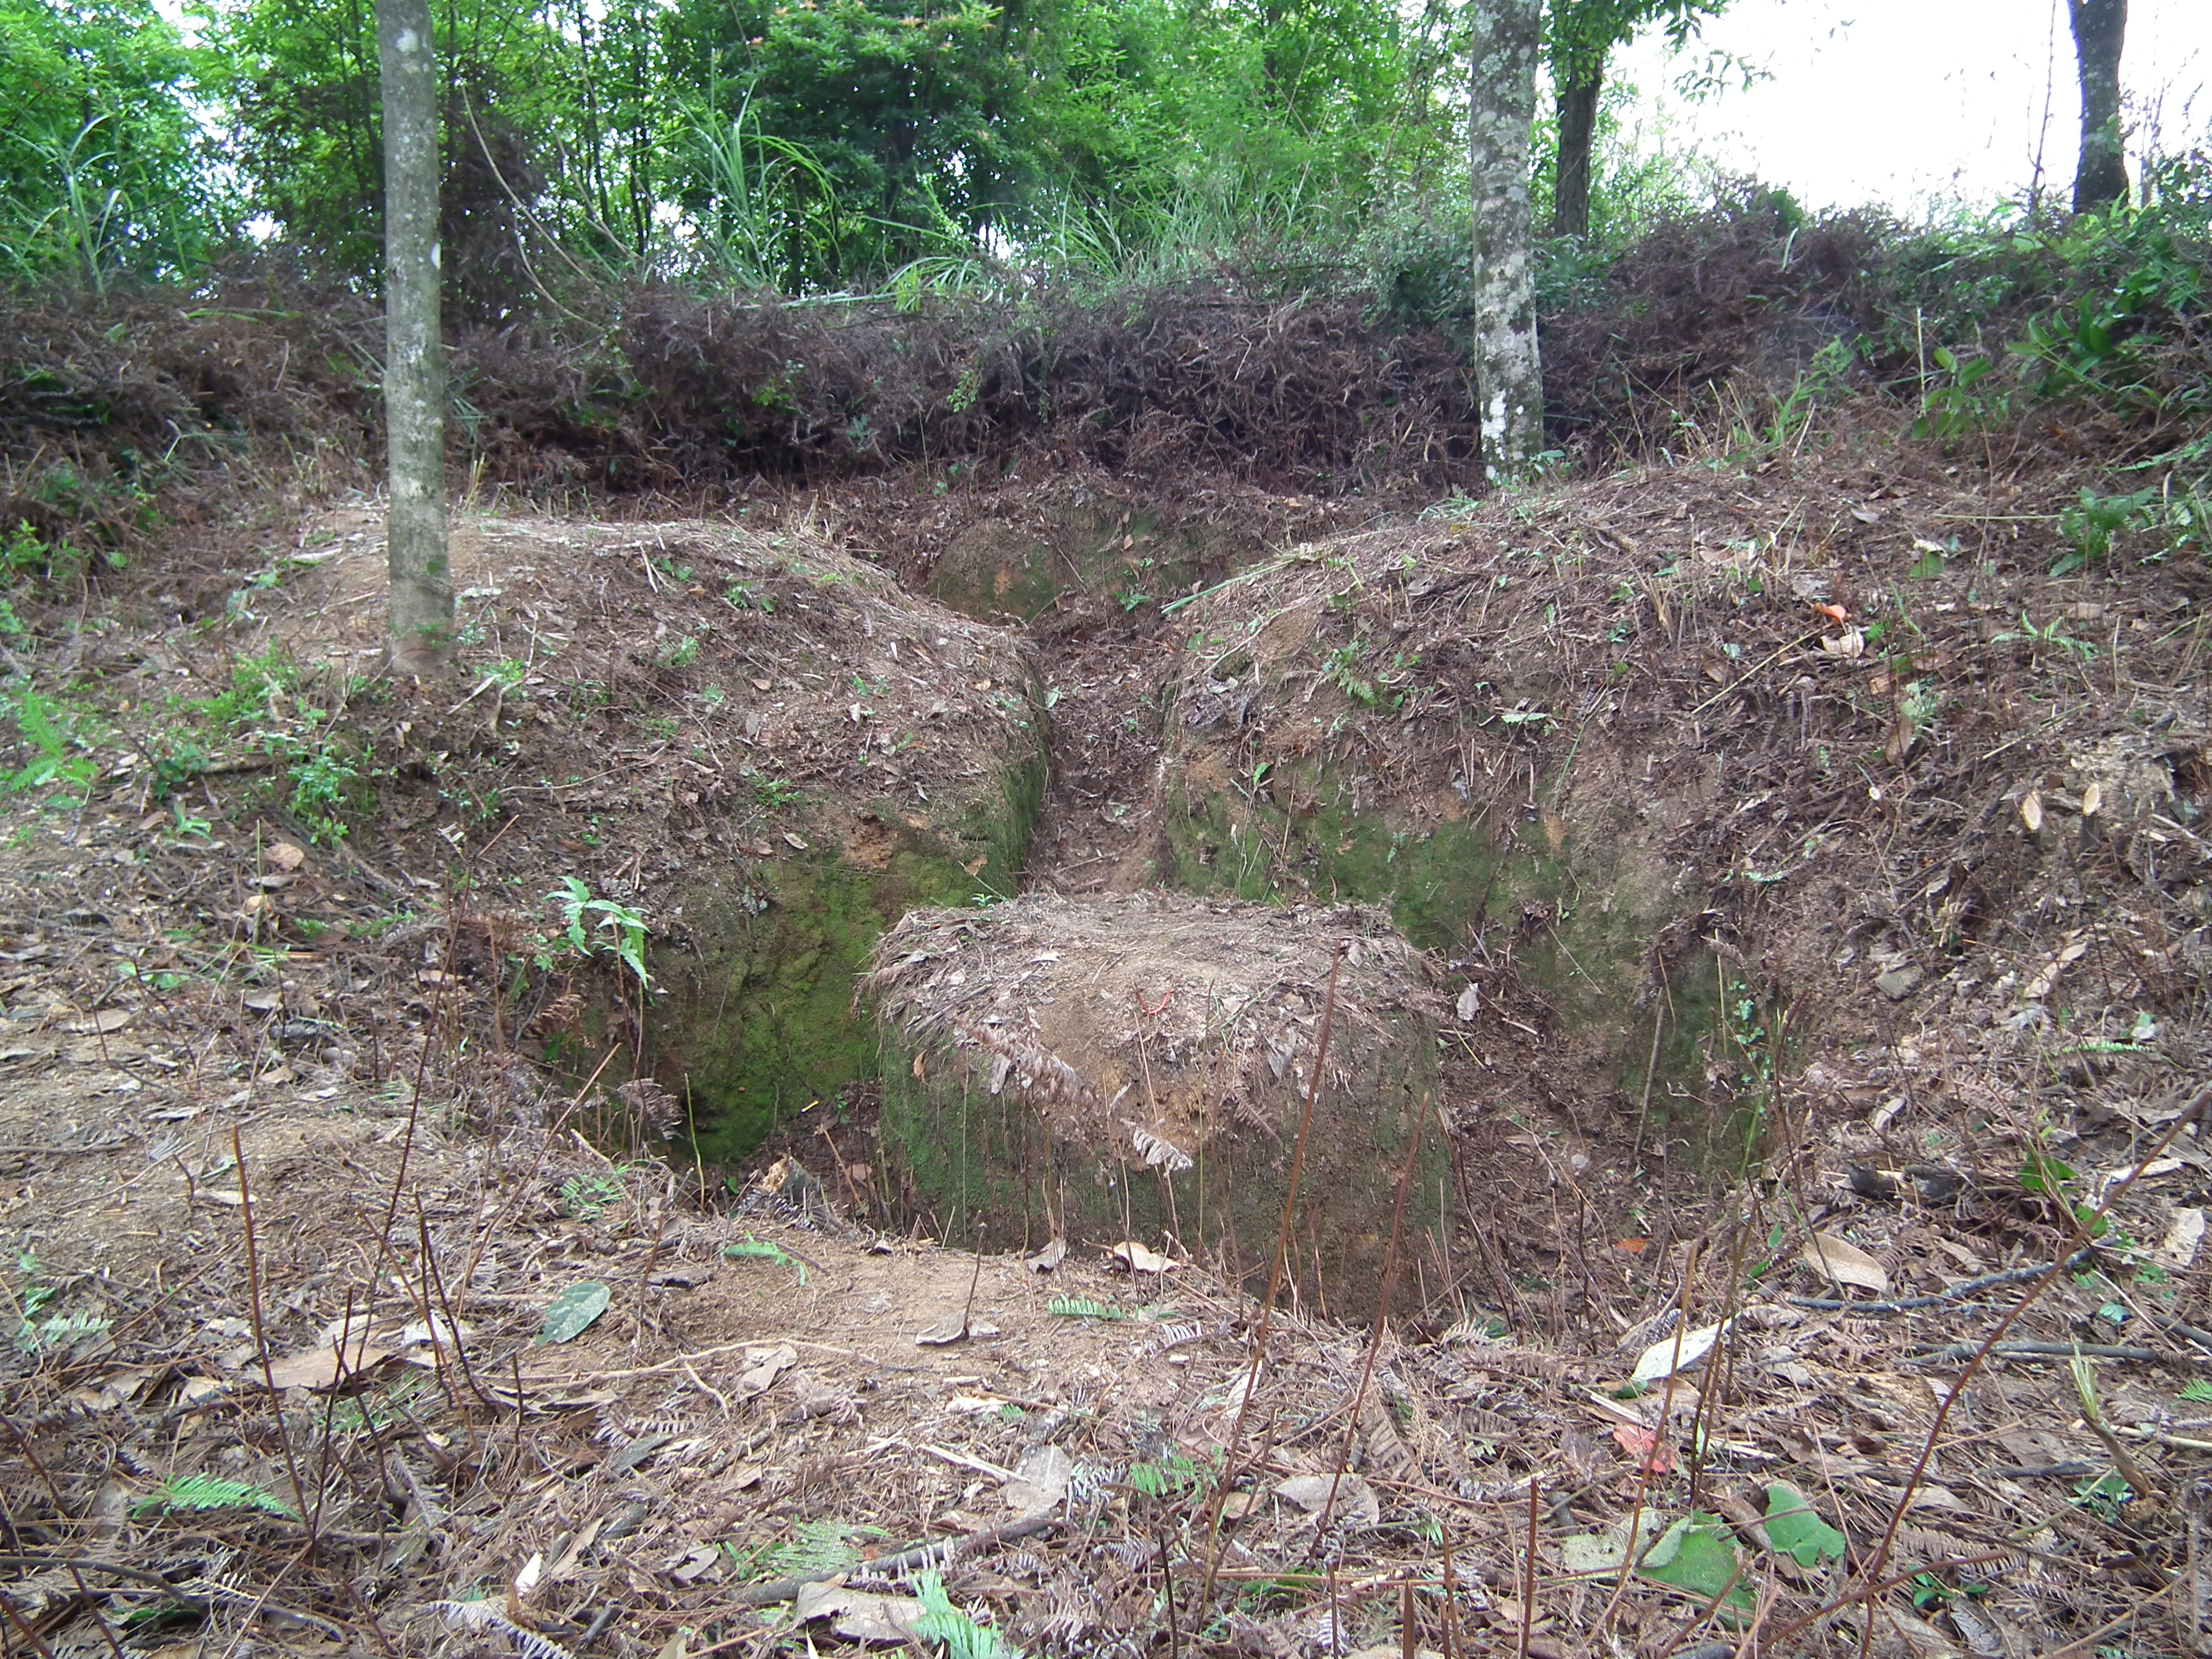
[
  {"left": 435, "top": 1600, "right": 577, "bottom": 1659},
  {"left": 1131, "top": 1125, "right": 1193, "bottom": 1173}
]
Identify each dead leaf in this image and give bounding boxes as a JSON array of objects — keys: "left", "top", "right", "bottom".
[
  {"left": 666, "top": 1543, "right": 722, "bottom": 1586},
  {"left": 547, "top": 1517, "right": 604, "bottom": 1581},
  {"left": 264, "top": 1338, "right": 394, "bottom": 1391},
  {"left": 1273, "top": 1473, "right": 1380, "bottom": 1527},
  {"left": 1107, "top": 1241, "right": 1178, "bottom": 1274},
  {"left": 1821, "top": 628, "right": 1865, "bottom": 659},
  {"left": 736, "top": 1343, "right": 797, "bottom": 1398},
  {"left": 265, "top": 843, "right": 306, "bottom": 871},
  {"left": 914, "top": 1313, "right": 970, "bottom": 1347},
  {"left": 1025, "top": 1238, "right": 1067, "bottom": 1273},
  {"left": 63, "top": 1007, "right": 135, "bottom": 1035},
  {"left": 1610, "top": 1423, "right": 1674, "bottom": 1475},
  {"left": 782, "top": 832, "right": 808, "bottom": 850},
  {"left": 1803, "top": 1233, "right": 1889, "bottom": 1295},
  {"left": 794, "top": 1584, "right": 928, "bottom": 1644},
  {"left": 2160, "top": 1208, "right": 2205, "bottom": 1268},
  {"left": 1631, "top": 1319, "right": 1730, "bottom": 1386},
  {"left": 1002, "top": 1446, "right": 1072, "bottom": 1515}
]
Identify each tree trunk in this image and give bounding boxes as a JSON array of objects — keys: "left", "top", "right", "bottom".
[
  {"left": 378, "top": 0, "right": 453, "bottom": 675},
  {"left": 1553, "top": 67, "right": 1601, "bottom": 241},
  {"left": 2067, "top": 0, "right": 2128, "bottom": 213},
  {"left": 1467, "top": 0, "right": 1544, "bottom": 483}
]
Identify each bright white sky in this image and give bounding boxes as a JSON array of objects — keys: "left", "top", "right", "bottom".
[{"left": 1615, "top": 0, "right": 2212, "bottom": 214}]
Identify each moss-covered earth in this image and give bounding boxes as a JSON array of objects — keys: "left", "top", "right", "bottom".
[
  {"left": 1158, "top": 530, "right": 1723, "bottom": 1141},
  {"left": 579, "top": 525, "right": 1054, "bottom": 1160},
  {"left": 655, "top": 762, "right": 1044, "bottom": 1159}
]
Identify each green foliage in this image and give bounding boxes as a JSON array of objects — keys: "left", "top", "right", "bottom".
[
  {"left": 536, "top": 1279, "right": 611, "bottom": 1344},
  {"left": 0, "top": 0, "right": 229, "bottom": 284},
  {"left": 1128, "top": 1446, "right": 1212, "bottom": 1498},
  {"left": 1761, "top": 1483, "right": 1846, "bottom": 1569},
  {"left": 1047, "top": 1296, "right": 1123, "bottom": 1319},
  {"left": 5, "top": 689, "right": 99, "bottom": 806},
  {"left": 557, "top": 1170, "right": 629, "bottom": 1219},
  {"left": 913, "top": 1571, "right": 1022, "bottom": 1659},
  {"left": 546, "top": 876, "right": 652, "bottom": 990},
  {"left": 723, "top": 1235, "right": 806, "bottom": 1284},
  {"left": 761, "top": 1520, "right": 885, "bottom": 1582},
  {"left": 1901, "top": 155, "right": 2212, "bottom": 550},
  {"left": 130, "top": 1473, "right": 297, "bottom": 1521}
]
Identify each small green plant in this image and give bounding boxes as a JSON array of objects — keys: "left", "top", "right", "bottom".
[
  {"left": 130, "top": 1473, "right": 297, "bottom": 1521},
  {"left": 1993, "top": 612, "right": 2098, "bottom": 662},
  {"left": 749, "top": 771, "right": 801, "bottom": 808},
  {"left": 724, "top": 1236, "right": 806, "bottom": 1285},
  {"left": 1128, "top": 1447, "right": 1214, "bottom": 1498},
  {"left": 7, "top": 690, "right": 98, "bottom": 806},
  {"left": 1047, "top": 1296, "right": 1124, "bottom": 1320},
  {"left": 1321, "top": 639, "right": 1376, "bottom": 705},
  {"left": 2070, "top": 1470, "right": 2131, "bottom": 1522},
  {"left": 15, "top": 1304, "right": 112, "bottom": 1356},
  {"left": 546, "top": 877, "right": 651, "bottom": 990},
  {"left": 913, "top": 1571, "right": 1022, "bottom": 1659},
  {"left": 2057, "top": 486, "right": 2159, "bottom": 574},
  {"left": 284, "top": 743, "right": 361, "bottom": 843},
  {"left": 760, "top": 1520, "right": 885, "bottom": 1582},
  {"left": 659, "top": 637, "right": 701, "bottom": 669},
  {"left": 558, "top": 1170, "right": 629, "bottom": 1220}
]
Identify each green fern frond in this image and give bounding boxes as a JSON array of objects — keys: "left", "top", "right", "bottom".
[
  {"left": 1046, "top": 1297, "right": 1122, "bottom": 1320},
  {"left": 763, "top": 1518, "right": 883, "bottom": 1581},
  {"left": 914, "top": 1570, "right": 1022, "bottom": 1659},
  {"left": 130, "top": 1473, "right": 297, "bottom": 1520}
]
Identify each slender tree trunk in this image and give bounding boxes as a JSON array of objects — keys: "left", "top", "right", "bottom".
[
  {"left": 378, "top": 0, "right": 453, "bottom": 674},
  {"left": 2067, "top": 0, "right": 2128, "bottom": 212},
  {"left": 1468, "top": 0, "right": 1544, "bottom": 483},
  {"left": 1553, "top": 67, "right": 1601, "bottom": 241}
]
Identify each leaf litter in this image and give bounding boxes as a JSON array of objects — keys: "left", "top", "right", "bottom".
[{"left": 2, "top": 406, "right": 2211, "bottom": 1657}]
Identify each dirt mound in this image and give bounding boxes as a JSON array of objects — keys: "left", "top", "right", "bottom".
[
  {"left": 1150, "top": 409, "right": 2212, "bottom": 1192},
  {"left": 43, "top": 502, "right": 1043, "bottom": 1158},
  {"left": 865, "top": 894, "right": 1444, "bottom": 1319}
]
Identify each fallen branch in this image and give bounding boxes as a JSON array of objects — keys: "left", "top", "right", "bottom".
[
  {"left": 1905, "top": 1340, "right": 2163, "bottom": 1365},
  {"left": 1789, "top": 1250, "right": 2095, "bottom": 1315}
]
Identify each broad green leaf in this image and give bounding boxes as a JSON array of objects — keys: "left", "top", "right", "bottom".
[
  {"left": 1763, "top": 1483, "right": 1847, "bottom": 1567},
  {"left": 1640, "top": 1513, "right": 1752, "bottom": 1612},
  {"left": 537, "top": 1279, "right": 610, "bottom": 1344}
]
